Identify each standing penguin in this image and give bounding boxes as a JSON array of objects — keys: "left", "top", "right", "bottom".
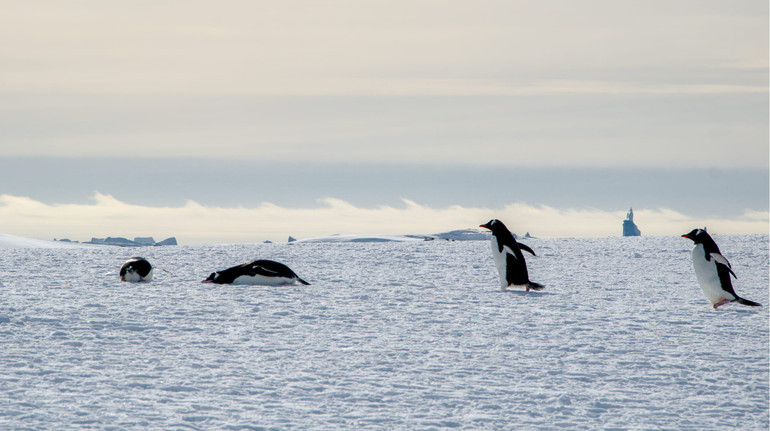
[
  {"left": 120, "top": 257, "right": 154, "bottom": 282},
  {"left": 682, "top": 228, "right": 761, "bottom": 309},
  {"left": 480, "top": 219, "right": 544, "bottom": 291}
]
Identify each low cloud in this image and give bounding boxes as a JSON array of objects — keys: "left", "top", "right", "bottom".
[{"left": 0, "top": 193, "right": 766, "bottom": 245}]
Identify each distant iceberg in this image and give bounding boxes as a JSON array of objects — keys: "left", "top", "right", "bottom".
[
  {"left": 622, "top": 208, "right": 641, "bottom": 236},
  {"left": 85, "top": 236, "right": 178, "bottom": 246},
  {"left": 0, "top": 233, "right": 92, "bottom": 249},
  {"left": 291, "top": 234, "right": 434, "bottom": 243},
  {"left": 431, "top": 229, "right": 491, "bottom": 241},
  {"left": 155, "top": 237, "right": 178, "bottom": 246},
  {"left": 291, "top": 229, "right": 491, "bottom": 243}
]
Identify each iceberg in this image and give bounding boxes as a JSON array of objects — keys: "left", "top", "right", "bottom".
[
  {"left": 622, "top": 208, "right": 641, "bottom": 236},
  {"left": 431, "top": 229, "right": 491, "bottom": 241},
  {"left": 291, "top": 229, "right": 491, "bottom": 243},
  {"left": 86, "top": 236, "right": 178, "bottom": 246},
  {"left": 0, "top": 233, "right": 90, "bottom": 249}
]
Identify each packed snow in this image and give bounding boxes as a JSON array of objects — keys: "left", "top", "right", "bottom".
[
  {"left": 292, "top": 230, "right": 490, "bottom": 243},
  {"left": 0, "top": 233, "right": 92, "bottom": 249},
  {"left": 0, "top": 234, "right": 767, "bottom": 430},
  {"left": 292, "top": 234, "right": 435, "bottom": 243}
]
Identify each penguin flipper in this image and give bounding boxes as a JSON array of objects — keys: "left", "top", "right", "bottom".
[
  {"left": 709, "top": 253, "right": 736, "bottom": 278},
  {"left": 715, "top": 262, "right": 737, "bottom": 279},
  {"left": 296, "top": 277, "right": 311, "bottom": 286},
  {"left": 726, "top": 266, "right": 737, "bottom": 279},
  {"left": 518, "top": 243, "right": 536, "bottom": 256},
  {"left": 247, "top": 264, "right": 282, "bottom": 278},
  {"left": 502, "top": 245, "right": 518, "bottom": 258}
]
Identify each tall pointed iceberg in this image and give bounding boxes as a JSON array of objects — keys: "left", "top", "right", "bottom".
[{"left": 622, "top": 207, "right": 641, "bottom": 236}]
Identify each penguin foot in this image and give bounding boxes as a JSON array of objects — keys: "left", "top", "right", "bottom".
[{"left": 712, "top": 299, "right": 731, "bottom": 309}]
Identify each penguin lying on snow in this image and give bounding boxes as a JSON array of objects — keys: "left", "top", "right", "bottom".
[
  {"left": 203, "top": 260, "right": 310, "bottom": 286},
  {"left": 480, "top": 219, "right": 544, "bottom": 291},
  {"left": 682, "top": 228, "right": 761, "bottom": 309},
  {"left": 120, "top": 257, "right": 153, "bottom": 282}
]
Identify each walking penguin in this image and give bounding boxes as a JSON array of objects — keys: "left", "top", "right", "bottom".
[
  {"left": 480, "top": 219, "right": 544, "bottom": 291},
  {"left": 682, "top": 228, "right": 761, "bottom": 309}
]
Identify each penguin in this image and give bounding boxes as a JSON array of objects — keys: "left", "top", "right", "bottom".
[
  {"left": 119, "top": 257, "right": 153, "bottom": 282},
  {"left": 480, "top": 219, "right": 544, "bottom": 291},
  {"left": 682, "top": 228, "right": 761, "bottom": 309},
  {"left": 203, "top": 259, "right": 310, "bottom": 286}
]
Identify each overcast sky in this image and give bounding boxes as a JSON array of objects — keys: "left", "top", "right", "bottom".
[{"left": 1, "top": 0, "right": 767, "bottom": 243}]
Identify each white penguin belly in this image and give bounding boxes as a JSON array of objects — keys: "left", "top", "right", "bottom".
[
  {"left": 232, "top": 274, "right": 294, "bottom": 286},
  {"left": 124, "top": 268, "right": 153, "bottom": 282},
  {"left": 490, "top": 236, "right": 509, "bottom": 288},
  {"left": 691, "top": 244, "right": 733, "bottom": 304}
]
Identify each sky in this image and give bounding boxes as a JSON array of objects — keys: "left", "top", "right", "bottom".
[{"left": 0, "top": 0, "right": 767, "bottom": 244}]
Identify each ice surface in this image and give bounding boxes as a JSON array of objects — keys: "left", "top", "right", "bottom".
[
  {"left": 0, "top": 235, "right": 767, "bottom": 429},
  {"left": 292, "top": 234, "right": 433, "bottom": 243},
  {"left": 0, "top": 233, "right": 92, "bottom": 249},
  {"left": 293, "top": 230, "right": 490, "bottom": 243}
]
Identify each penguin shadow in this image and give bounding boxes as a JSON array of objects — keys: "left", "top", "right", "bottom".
[
  {"left": 497, "top": 288, "right": 554, "bottom": 297},
  {"left": 704, "top": 304, "right": 764, "bottom": 314}
]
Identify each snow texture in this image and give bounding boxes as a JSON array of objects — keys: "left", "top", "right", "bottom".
[
  {"left": 0, "top": 234, "right": 767, "bottom": 430},
  {"left": 0, "top": 233, "right": 93, "bottom": 249},
  {"left": 293, "top": 230, "right": 490, "bottom": 243},
  {"left": 292, "top": 234, "right": 434, "bottom": 243}
]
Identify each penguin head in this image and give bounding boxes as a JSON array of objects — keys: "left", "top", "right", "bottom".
[
  {"left": 120, "top": 266, "right": 142, "bottom": 282},
  {"left": 682, "top": 228, "right": 710, "bottom": 243},
  {"left": 203, "top": 272, "right": 219, "bottom": 283},
  {"left": 480, "top": 219, "right": 508, "bottom": 233}
]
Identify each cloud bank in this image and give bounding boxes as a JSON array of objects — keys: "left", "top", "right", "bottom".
[
  {"left": 2, "top": 1, "right": 766, "bottom": 96},
  {"left": 0, "top": 193, "right": 766, "bottom": 245}
]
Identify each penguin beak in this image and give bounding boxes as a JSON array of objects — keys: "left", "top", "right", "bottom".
[
  {"left": 681, "top": 233, "right": 691, "bottom": 238},
  {"left": 480, "top": 223, "right": 489, "bottom": 229}
]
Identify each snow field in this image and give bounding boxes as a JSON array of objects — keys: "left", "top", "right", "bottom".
[{"left": 0, "top": 235, "right": 767, "bottom": 429}]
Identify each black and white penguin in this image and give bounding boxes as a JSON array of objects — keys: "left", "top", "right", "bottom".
[
  {"left": 682, "top": 228, "right": 761, "bottom": 309},
  {"left": 119, "top": 257, "right": 153, "bottom": 282},
  {"left": 480, "top": 219, "right": 544, "bottom": 291},
  {"left": 203, "top": 259, "right": 310, "bottom": 286}
]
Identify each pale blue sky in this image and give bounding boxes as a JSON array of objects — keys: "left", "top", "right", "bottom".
[{"left": 0, "top": 0, "right": 767, "bottom": 243}]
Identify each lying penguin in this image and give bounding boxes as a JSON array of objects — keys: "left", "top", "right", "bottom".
[
  {"left": 119, "top": 257, "right": 154, "bottom": 282},
  {"left": 203, "top": 259, "right": 310, "bottom": 286},
  {"left": 682, "top": 228, "right": 761, "bottom": 309}
]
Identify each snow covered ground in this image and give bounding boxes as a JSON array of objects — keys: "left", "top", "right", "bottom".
[
  {"left": 0, "top": 234, "right": 767, "bottom": 430},
  {"left": 0, "top": 233, "right": 91, "bottom": 249},
  {"left": 291, "top": 229, "right": 490, "bottom": 243}
]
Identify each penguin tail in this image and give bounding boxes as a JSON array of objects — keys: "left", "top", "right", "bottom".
[
  {"left": 735, "top": 298, "right": 761, "bottom": 307},
  {"left": 526, "top": 281, "right": 545, "bottom": 291},
  {"left": 296, "top": 277, "right": 311, "bottom": 286}
]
